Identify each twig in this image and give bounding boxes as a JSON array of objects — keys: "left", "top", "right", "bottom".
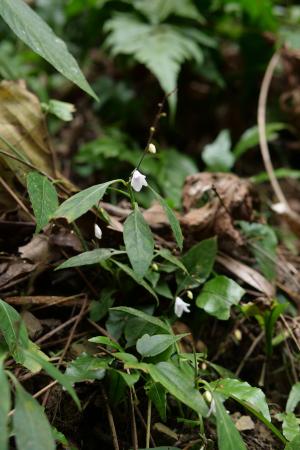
[
  {"left": 101, "top": 385, "right": 120, "bottom": 450},
  {"left": 129, "top": 388, "right": 139, "bottom": 450},
  {"left": 0, "top": 175, "right": 34, "bottom": 220},
  {"left": 280, "top": 314, "right": 300, "bottom": 352},
  {"left": 257, "top": 51, "right": 290, "bottom": 209},
  {"left": 146, "top": 398, "right": 152, "bottom": 448},
  {"left": 134, "top": 405, "right": 156, "bottom": 448}
]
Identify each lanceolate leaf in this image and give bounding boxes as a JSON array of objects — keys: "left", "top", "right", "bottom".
[
  {"left": 13, "top": 382, "right": 55, "bottom": 450},
  {"left": 0, "top": 299, "right": 29, "bottom": 363},
  {"left": 147, "top": 382, "right": 167, "bottom": 422},
  {"left": 123, "top": 204, "right": 154, "bottom": 279},
  {"left": 113, "top": 261, "right": 159, "bottom": 301},
  {"left": 213, "top": 394, "right": 247, "bottom": 450},
  {"left": 196, "top": 275, "right": 245, "bottom": 320},
  {"left": 0, "top": 355, "right": 10, "bottom": 450},
  {"left": 287, "top": 382, "right": 300, "bottom": 413},
  {"left": 111, "top": 306, "right": 170, "bottom": 333},
  {"left": 211, "top": 378, "right": 271, "bottom": 421},
  {"left": 148, "top": 361, "right": 208, "bottom": 417},
  {"left": 0, "top": 0, "right": 97, "bottom": 99},
  {"left": 27, "top": 172, "right": 58, "bottom": 233},
  {"left": 150, "top": 186, "right": 183, "bottom": 250},
  {"left": 136, "top": 333, "right": 187, "bottom": 357},
  {"left": 53, "top": 180, "right": 119, "bottom": 222},
  {"left": 56, "top": 248, "right": 125, "bottom": 270}
]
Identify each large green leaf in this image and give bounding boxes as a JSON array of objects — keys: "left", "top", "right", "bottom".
[
  {"left": 213, "top": 394, "right": 247, "bottom": 450},
  {"left": 202, "top": 129, "right": 234, "bottom": 172},
  {"left": 278, "top": 412, "right": 300, "bottom": 442},
  {"left": 14, "top": 382, "right": 55, "bottom": 450},
  {"left": 23, "top": 349, "right": 80, "bottom": 408},
  {"left": 287, "top": 383, "right": 300, "bottom": 413},
  {"left": 27, "top": 172, "right": 58, "bottom": 233},
  {"left": 196, "top": 275, "right": 245, "bottom": 320},
  {"left": 56, "top": 248, "right": 124, "bottom": 270},
  {"left": 0, "top": 299, "right": 29, "bottom": 363},
  {"left": 65, "top": 354, "right": 109, "bottom": 383},
  {"left": 53, "top": 180, "right": 118, "bottom": 222},
  {"left": 123, "top": 203, "right": 154, "bottom": 279},
  {"left": 0, "top": 355, "right": 10, "bottom": 450},
  {"left": 150, "top": 186, "right": 183, "bottom": 250},
  {"left": 285, "top": 433, "right": 300, "bottom": 449},
  {"left": 178, "top": 237, "right": 217, "bottom": 290},
  {"left": 104, "top": 14, "right": 210, "bottom": 113},
  {"left": 211, "top": 378, "right": 270, "bottom": 421},
  {"left": 0, "top": 0, "right": 96, "bottom": 99},
  {"left": 136, "top": 333, "right": 186, "bottom": 358},
  {"left": 148, "top": 361, "right": 208, "bottom": 417}
]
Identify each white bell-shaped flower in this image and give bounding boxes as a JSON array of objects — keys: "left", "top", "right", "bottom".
[
  {"left": 174, "top": 297, "right": 191, "bottom": 318},
  {"left": 94, "top": 224, "right": 102, "bottom": 240},
  {"left": 131, "top": 169, "right": 148, "bottom": 192}
]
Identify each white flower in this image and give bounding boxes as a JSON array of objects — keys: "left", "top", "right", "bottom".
[
  {"left": 187, "top": 290, "right": 193, "bottom": 300},
  {"left": 148, "top": 143, "right": 156, "bottom": 154},
  {"left": 94, "top": 224, "right": 102, "bottom": 239},
  {"left": 174, "top": 297, "right": 190, "bottom": 318},
  {"left": 131, "top": 169, "right": 148, "bottom": 192}
]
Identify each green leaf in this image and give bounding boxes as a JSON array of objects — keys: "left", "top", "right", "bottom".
[
  {"left": 196, "top": 276, "right": 245, "bottom": 320},
  {"left": 0, "top": 0, "right": 96, "bottom": 100},
  {"left": 211, "top": 378, "right": 270, "bottom": 421},
  {"left": 56, "top": 248, "right": 124, "bottom": 270},
  {"left": 89, "top": 336, "right": 123, "bottom": 352},
  {"left": 113, "top": 261, "right": 158, "bottom": 301},
  {"left": 281, "top": 412, "right": 300, "bottom": 441},
  {"left": 287, "top": 383, "right": 300, "bottom": 413},
  {"left": 104, "top": 14, "right": 207, "bottom": 114},
  {"left": 149, "top": 186, "right": 183, "bottom": 250},
  {"left": 89, "top": 288, "right": 115, "bottom": 322},
  {"left": 111, "top": 306, "right": 170, "bottom": 333},
  {"left": 178, "top": 237, "right": 217, "bottom": 290},
  {"left": 147, "top": 382, "right": 167, "bottom": 421},
  {"left": 213, "top": 393, "right": 247, "bottom": 450},
  {"left": 27, "top": 172, "right": 58, "bottom": 233},
  {"left": 234, "top": 123, "right": 287, "bottom": 159},
  {"left": 43, "top": 99, "right": 75, "bottom": 122},
  {"left": 0, "top": 355, "right": 10, "bottom": 450},
  {"left": 202, "top": 129, "right": 234, "bottom": 172},
  {"left": 134, "top": 0, "right": 205, "bottom": 23},
  {"left": 136, "top": 333, "right": 187, "bottom": 357},
  {"left": 148, "top": 361, "right": 208, "bottom": 417},
  {"left": 0, "top": 299, "right": 29, "bottom": 363},
  {"left": 155, "top": 249, "right": 187, "bottom": 273},
  {"left": 123, "top": 204, "right": 154, "bottom": 279},
  {"left": 53, "top": 180, "right": 119, "bottom": 222},
  {"left": 239, "top": 221, "right": 277, "bottom": 280},
  {"left": 65, "top": 354, "right": 109, "bottom": 383},
  {"left": 23, "top": 349, "right": 80, "bottom": 408},
  {"left": 285, "top": 433, "right": 300, "bottom": 449},
  {"left": 14, "top": 382, "right": 55, "bottom": 450}
]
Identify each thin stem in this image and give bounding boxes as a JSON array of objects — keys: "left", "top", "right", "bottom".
[{"left": 146, "top": 398, "right": 152, "bottom": 448}]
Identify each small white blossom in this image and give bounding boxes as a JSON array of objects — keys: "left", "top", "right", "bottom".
[
  {"left": 94, "top": 224, "right": 102, "bottom": 239},
  {"left": 174, "top": 297, "right": 190, "bottom": 318},
  {"left": 187, "top": 290, "right": 193, "bottom": 300},
  {"left": 148, "top": 143, "right": 156, "bottom": 154},
  {"left": 204, "top": 391, "right": 212, "bottom": 403},
  {"left": 131, "top": 170, "right": 148, "bottom": 192},
  {"left": 271, "top": 202, "right": 288, "bottom": 214}
]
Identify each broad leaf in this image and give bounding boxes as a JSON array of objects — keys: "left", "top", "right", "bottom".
[
  {"left": 0, "top": 299, "right": 29, "bottom": 363},
  {"left": 27, "top": 172, "right": 58, "bottom": 233},
  {"left": 211, "top": 378, "right": 270, "bottom": 421},
  {"left": 196, "top": 276, "right": 245, "bottom": 320},
  {"left": 150, "top": 187, "right": 183, "bottom": 250},
  {"left": 0, "top": 0, "right": 96, "bottom": 99},
  {"left": 111, "top": 306, "right": 170, "bottom": 333},
  {"left": 134, "top": 0, "right": 205, "bottom": 23},
  {"left": 178, "top": 237, "right": 217, "bottom": 290},
  {"left": 148, "top": 361, "right": 208, "bottom": 417},
  {"left": 213, "top": 393, "right": 247, "bottom": 450},
  {"left": 285, "top": 433, "right": 300, "bottom": 449},
  {"left": 56, "top": 248, "right": 124, "bottom": 270},
  {"left": 23, "top": 349, "right": 80, "bottom": 408},
  {"left": 287, "top": 383, "right": 300, "bottom": 413},
  {"left": 136, "top": 333, "right": 187, "bottom": 357},
  {"left": 279, "top": 412, "right": 300, "bottom": 442},
  {"left": 0, "top": 355, "right": 10, "bottom": 450},
  {"left": 202, "top": 129, "right": 234, "bottom": 172},
  {"left": 53, "top": 180, "right": 118, "bottom": 222},
  {"left": 14, "top": 382, "right": 55, "bottom": 450},
  {"left": 123, "top": 203, "right": 154, "bottom": 279},
  {"left": 65, "top": 354, "right": 109, "bottom": 383}
]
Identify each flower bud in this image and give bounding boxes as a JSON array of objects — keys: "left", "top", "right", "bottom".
[
  {"left": 187, "top": 290, "right": 193, "bottom": 300},
  {"left": 148, "top": 143, "right": 156, "bottom": 154},
  {"left": 94, "top": 224, "right": 102, "bottom": 240},
  {"left": 152, "top": 263, "right": 159, "bottom": 271},
  {"left": 204, "top": 391, "right": 212, "bottom": 403},
  {"left": 234, "top": 329, "right": 242, "bottom": 341}
]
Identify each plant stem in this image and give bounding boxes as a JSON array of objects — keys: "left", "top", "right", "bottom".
[{"left": 146, "top": 398, "right": 152, "bottom": 448}]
